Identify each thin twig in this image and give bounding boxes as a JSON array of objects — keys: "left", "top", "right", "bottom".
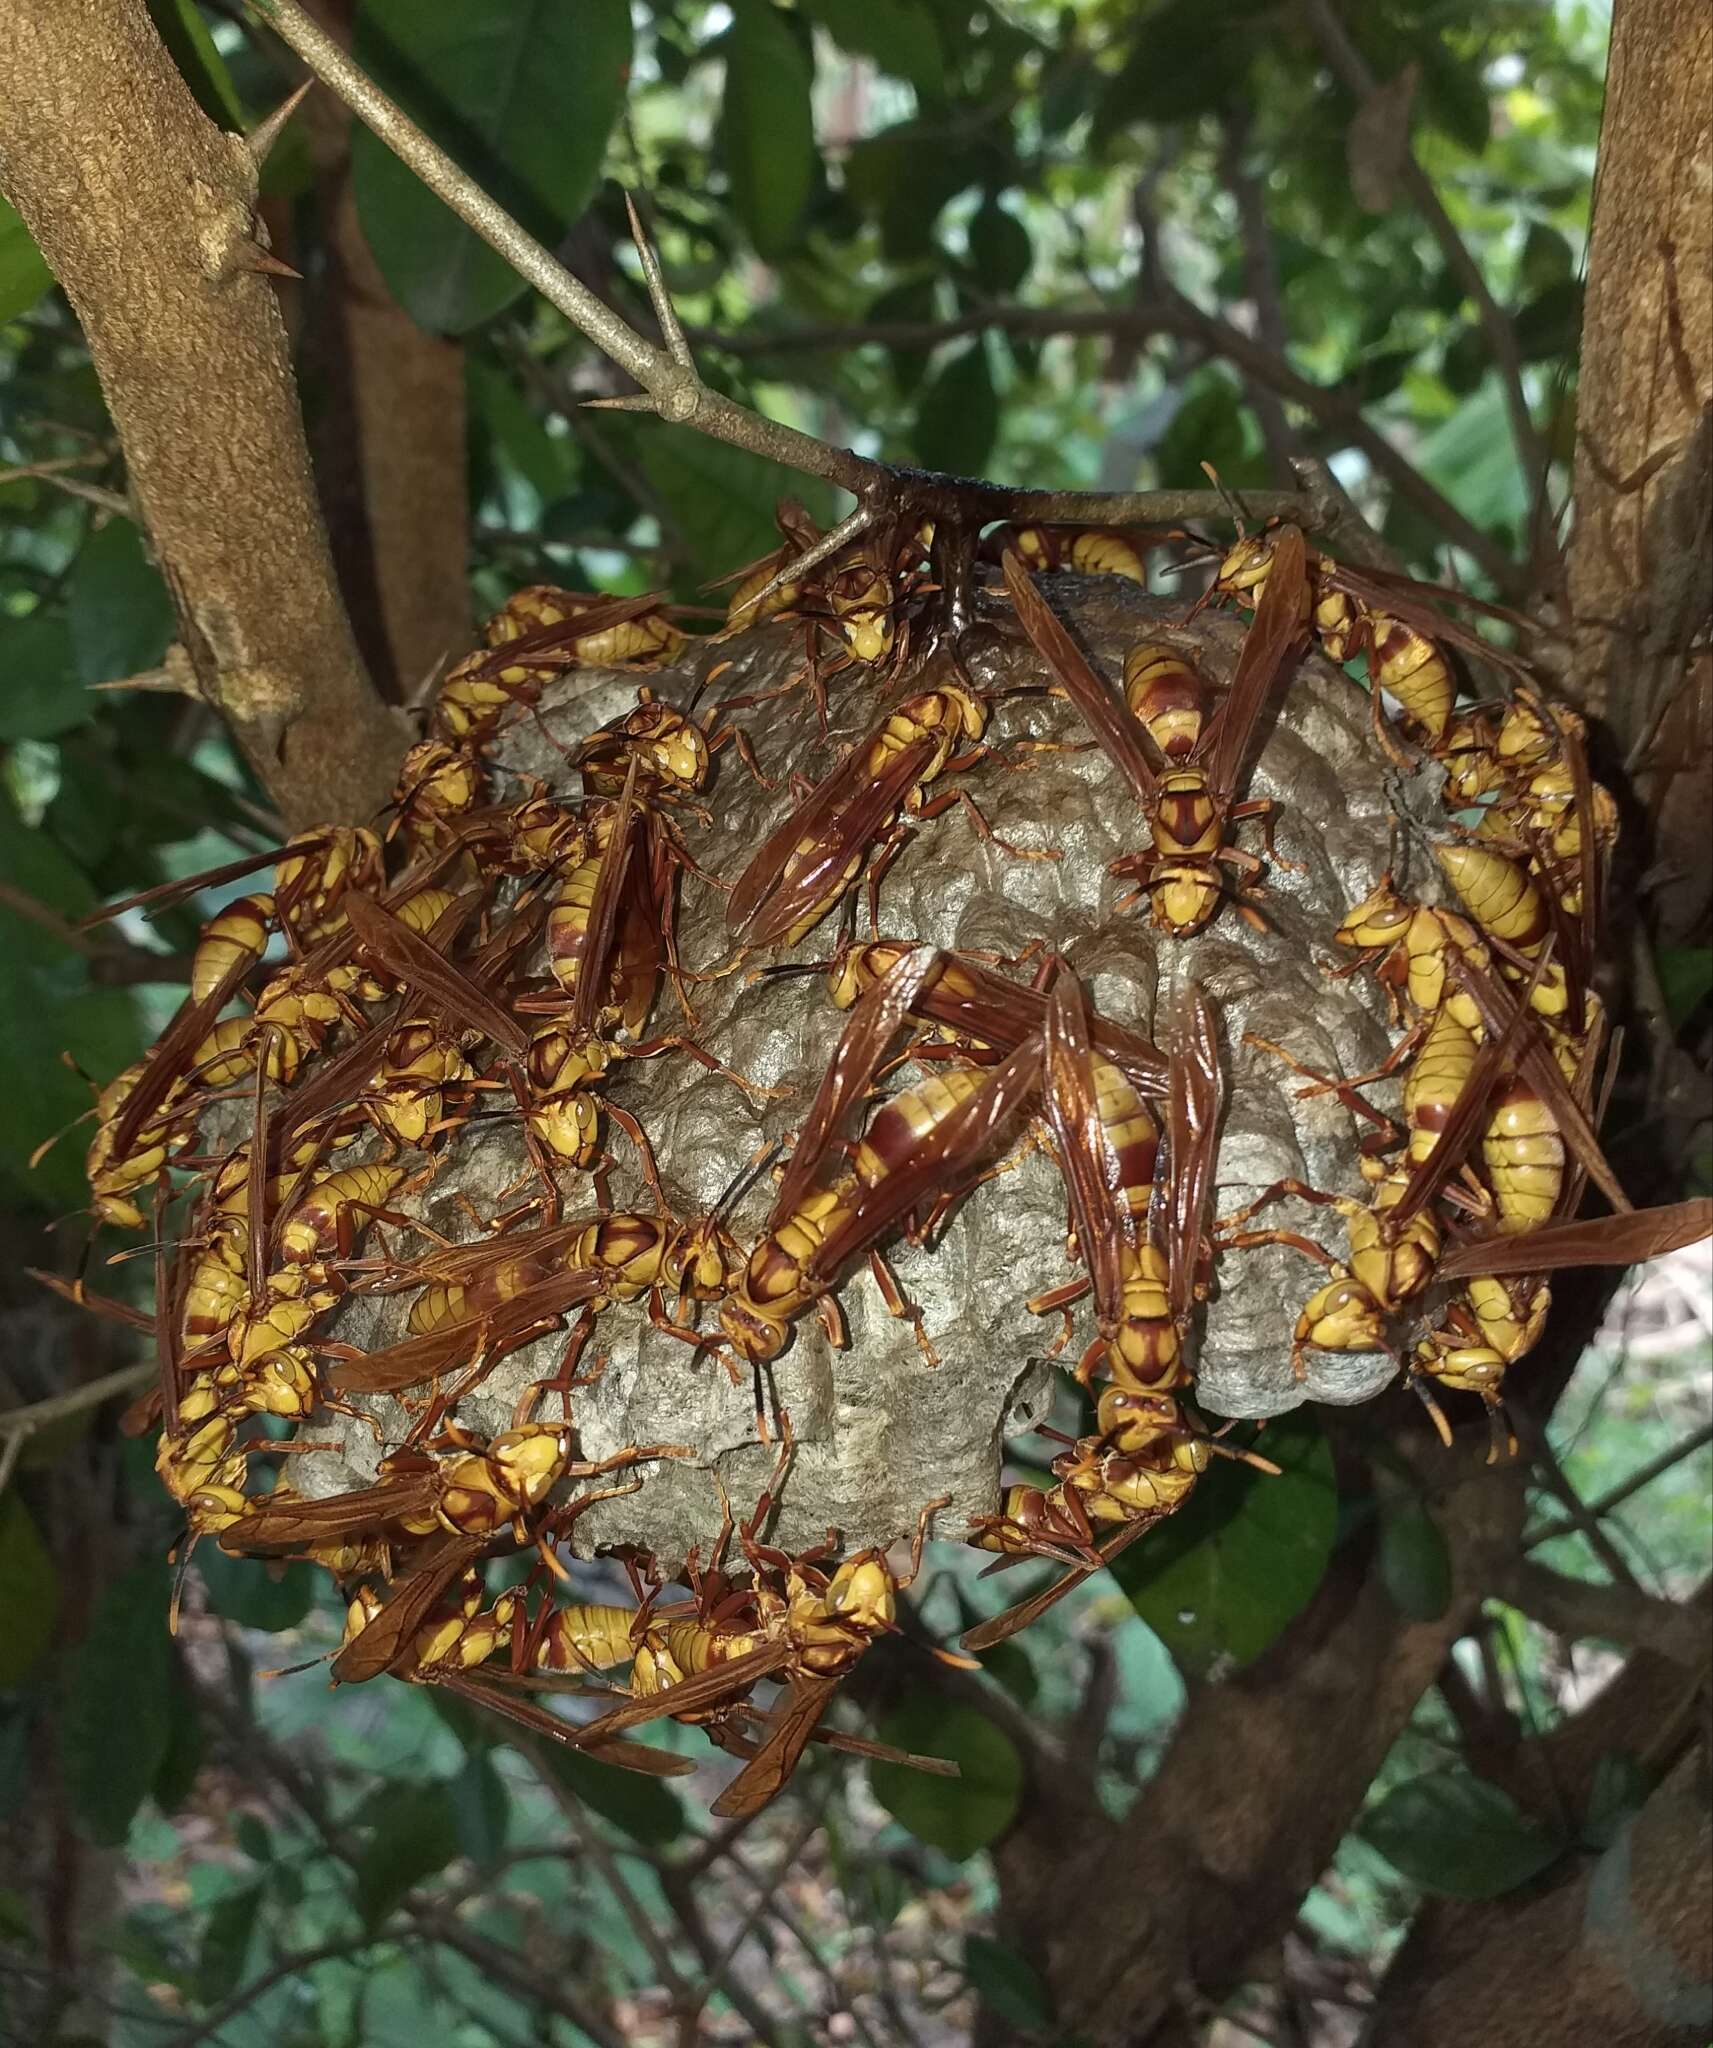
[
  {"left": 1525, "top": 1421, "right": 1713, "bottom": 1550},
  {"left": 530, "top": 1755, "right": 694, "bottom": 2000},
  {"left": 0, "top": 1362, "right": 155, "bottom": 1445},
  {"left": 1219, "top": 112, "right": 1298, "bottom": 485},
  {"left": 1512, "top": 1408, "right": 1645, "bottom": 1590},
  {"left": 1297, "top": 0, "right": 1550, "bottom": 539},
  {"left": 1490, "top": 1556, "right": 1712, "bottom": 1671},
  {"left": 687, "top": 302, "right": 1521, "bottom": 589},
  {"left": 154, "top": 1940, "right": 380, "bottom": 2048},
  {"left": 240, "top": 0, "right": 1343, "bottom": 535}
]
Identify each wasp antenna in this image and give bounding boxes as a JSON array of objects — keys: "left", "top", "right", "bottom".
[
  {"left": 1204, "top": 1440, "right": 1283, "bottom": 1476},
  {"left": 29, "top": 1100, "right": 99, "bottom": 1170},
  {"left": 1199, "top": 462, "right": 1250, "bottom": 534},
  {"left": 1410, "top": 1375, "right": 1456, "bottom": 1448}
]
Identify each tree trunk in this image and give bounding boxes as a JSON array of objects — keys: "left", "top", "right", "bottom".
[{"left": 0, "top": 0, "right": 406, "bottom": 829}]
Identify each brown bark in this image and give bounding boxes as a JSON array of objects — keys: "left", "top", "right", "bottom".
[
  {"left": 310, "top": 174, "right": 470, "bottom": 700},
  {"left": 1372, "top": 1635, "right": 1713, "bottom": 2047},
  {"left": 0, "top": 0, "right": 407, "bottom": 830},
  {"left": 294, "top": 5, "right": 470, "bottom": 702},
  {"left": 1568, "top": 0, "right": 1713, "bottom": 942},
  {"left": 982, "top": 1444, "right": 1529, "bottom": 2046}
]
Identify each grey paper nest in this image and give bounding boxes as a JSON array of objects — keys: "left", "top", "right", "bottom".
[{"left": 287, "top": 569, "right": 1412, "bottom": 1570}]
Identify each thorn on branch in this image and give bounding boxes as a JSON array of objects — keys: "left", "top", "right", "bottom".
[{"left": 247, "top": 78, "right": 314, "bottom": 166}]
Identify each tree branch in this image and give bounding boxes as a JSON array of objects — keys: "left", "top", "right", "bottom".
[
  {"left": 1220, "top": 111, "right": 1300, "bottom": 486},
  {"left": 0, "top": 0, "right": 405, "bottom": 829},
  {"left": 982, "top": 1439, "right": 1531, "bottom": 2046},
  {"left": 1527, "top": 1422, "right": 1713, "bottom": 1550},
  {"left": 1490, "top": 1556, "right": 1713, "bottom": 1671},
  {"left": 241, "top": 0, "right": 1354, "bottom": 540},
  {"left": 1297, "top": 0, "right": 1552, "bottom": 533},
  {"left": 1565, "top": 0, "right": 1711, "bottom": 944},
  {"left": 686, "top": 303, "right": 1523, "bottom": 591},
  {"left": 294, "top": 29, "right": 472, "bottom": 701}
]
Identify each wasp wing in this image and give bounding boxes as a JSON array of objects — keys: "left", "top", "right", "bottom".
[
  {"left": 1167, "top": 985, "right": 1223, "bottom": 1322},
  {"left": 1003, "top": 552, "right": 1160, "bottom": 807},
  {"left": 343, "top": 891, "right": 526, "bottom": 1057},
  {"left": 330, "top": 1537, "right": 490, "bottom": 1682},
  {"left": 1204, "top": 523, "right": 1308, "bottom": 801},
  {"left": 1437, "top": 1197, "right": 1711, "bottom": 1280},
  {"left": 427, "top": 1669, "right": 696, "bottom": 1776},
  {"left": 962, "top": 1513, "right": 1160, "bottom": 1651},
  {"left": 464, "top": 592, "right": 674, "bottom": 679},
  {"left": 562, "top": 1640, "right": 792, "bottom": 1745},
  {"left": 810, "top": 1035, "right": 1040, "bottom": 1283},
  {"left": 770, "top": 946, "right": 942, "bottom": 1229},
  {"left": 1041, "top": 970, "right": 1126, "bottom": 1332},
  {"left": 728, "top": 732, "right": 938, "bottom": 947},
  {"left": 709, "top": 1673, "right": 844, "bottom": 1817}
]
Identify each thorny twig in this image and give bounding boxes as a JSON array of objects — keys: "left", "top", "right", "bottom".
[{"left": 241, "top": 0, "right": 1338, "bottom": 538}]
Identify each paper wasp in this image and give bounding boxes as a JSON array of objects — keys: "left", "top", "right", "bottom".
[
  {"left": 1030, "top": 972, "right": 1220, "bottom": 1391},
  {"left": 822, "top": 937, "right": 1170, "bottom": 1094},
  {"left": 962, "top": 1393, "right": 1276, "bottom": 1650},
  {"left": 979, "top": 523, "right": 1151, "bottom": 583},
  {"left": 1201, "top": 519, "right": 1536, "bottom": 752},
  {"left": 434, "top": 590, "right": 685, "bottom": 744},
  {"left": 505, "top": 1469, "right": 951, "bottom": 1816},
  {"left": 716, "top": 949, "right": 1042, "bottom": 1371},
  {"left": 1003, "top": 527, "right": 1309, "bottom": 934},
  {"left": 725, "top": 677, "right": 1054, "bottom": 954}
]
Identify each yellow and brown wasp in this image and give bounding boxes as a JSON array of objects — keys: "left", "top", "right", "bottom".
[{"left": 1003, "top": 526, "right": 1310, "bottom": 934}]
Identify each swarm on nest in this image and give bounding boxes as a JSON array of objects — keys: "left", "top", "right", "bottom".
[{"left": 68, "top": 507, "right": 1705, "bottom": 1811}]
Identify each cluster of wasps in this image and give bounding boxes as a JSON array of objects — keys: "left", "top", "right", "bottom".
[{"left": 59, "top": 500, "right": 1710, "bottom": 1810}]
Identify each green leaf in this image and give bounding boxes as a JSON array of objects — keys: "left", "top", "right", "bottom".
[
  {"left": 354, "top": 1781, "right": 461, "bottom": 1925},
  {"left": 147, "top": 0, "right": 246, "bottom": 128},
  {"left": 1112, "top": 1414, "right": 1336, "bottom": 1678},
  {"left": 1582, "top": 1750, "right": 1650, "bottom": 1851},
  {"left": 638, "top": 431, "right": 834, "bottom": 593},
  {"left": 468, "top": 355, "right": 572, "bottom": 509},
  {"left": 151, "top": 1667, "right": 205, "bottom": 1814},
  {"left": 448, "top": 1749, "right": 511, "bottom": 1867},
  {"left": 0, "top": 1496, "right": 59, "bottom": 1686},
  {"left": 867, "top": 273, "right": 940, "bottom": 393},
  {"left": 1377, "top": 1497, "right": 1452, "bottom": 1621},
  {"left": 1095, "top": 2, "right": 1264, "bottom": 132},
  {"left": 1153, "top": 367, "right": 1260, "bottom": 494},
  {"left": 967, "top": 199, "right": 1031, "bottom": 294},
  {"left": 57, "top": 1562, "right": 174, "bottom": 1845},
  {"left": 1513, "top": 278, "right": 1583, "bottom": 363},
  {"left": 0, "top": 614, "right": 85, "bottom": 740},
  {"left": 1360, "top": 1770, "right": 1564, "bottom": 1899},
  {"left": 912, "top": 339, "right": 998, "bottom": 478},
  {"left": 195, "top": 1885, "right": 262, "bottom": 2005},
  {"left": 868, "top": 1698, "right": 1021, "bottom": 1859},
  {"left": 963, "top": 1933, "right": 1053, "bottom": 2033},
  {"left": 533, "top": 1740, "right": 686, "bottom": 1848},
  {"left": 1657, "top": 947, "right": 1713, "bottom": 1029},
  {"left": 845, "top": 125, "right": 997, "bottom": 262},
  {"left": 351, "top": 0, "right": 632, "bottom": 334},
  {"left": 723, "top": 0, "right": 816, "bottom": 260},
  {"left": 68, "top": 520, "right": 175, "bottom": 687},
  {"left": 0, "top": 198, "right": 54, "bottom": 324},
  {"left": 195, "top": 1546, "right": 317, "bottom": 1634},
  {"left": 803, "top": 0, "right": 944, "bottom": 97},
  {"left": 976, "top": 1639, "right": 1037, "bottom": 1707}
]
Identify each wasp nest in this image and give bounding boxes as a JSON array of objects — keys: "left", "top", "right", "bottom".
[{"left": 77, "top": 512, "right": 1649, "bottom": 1793}]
